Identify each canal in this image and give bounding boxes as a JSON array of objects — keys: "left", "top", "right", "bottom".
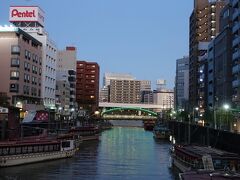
[{"left": 0, "top": 121, "right": 178, "bottom": 180}]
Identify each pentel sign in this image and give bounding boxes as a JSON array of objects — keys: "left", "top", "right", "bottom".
[{"left": 9, "top": 6, "right": 45, "bottom": 26}]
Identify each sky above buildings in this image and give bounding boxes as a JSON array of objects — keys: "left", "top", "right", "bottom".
[{"left": 0, "top": 0, "right": 193, "bottom": 89}]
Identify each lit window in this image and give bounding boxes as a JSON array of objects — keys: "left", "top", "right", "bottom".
[{"left": 10, "top": 71, "right": 19, "bottom": 79}]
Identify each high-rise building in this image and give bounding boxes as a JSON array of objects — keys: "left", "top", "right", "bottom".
[
  {"left": 189, "top": 0, "right": 226, "bottom": 109},
  {"left": 103, "top": 73, "right": 135, "bottom": 87},
  {"left": 175, "top": 56, "right": 189, "bottom": 110},
  {"left": 109, "top": 80, "right": 141, "bottom": 104},
  {"left": 57, "top": 47, "right": 77, "bottom": 111},
  {"left": 0, "top": 26, "right": 43, "bottom": 109},
  {"left": 10, "top": 6, "right": 57, "bottom": 109},
  {"left": 76, "top": 61, "right": 99, "bottom": 113},
  {"left": 232, "top": 0, "right": 240, "bottom": 107},
  {"left": 140, "top": 80, "right": 152, "bottom": 104},
  {"left": 208, "top": 3, "right": 233, "bottom": 110}
]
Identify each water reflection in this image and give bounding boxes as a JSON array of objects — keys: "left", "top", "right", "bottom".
[{"left": 0, "top": 125, "right": 178, "bottom": 180}]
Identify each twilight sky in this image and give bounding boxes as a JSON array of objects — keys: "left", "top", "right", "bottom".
[{"left": 0, "top": 0, "right": 193, "bottom": 89}]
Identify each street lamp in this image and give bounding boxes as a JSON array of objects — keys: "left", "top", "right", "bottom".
[
  {"left": 193, "top": 107, "right": 199, "bottom": 122},
  {"left": 223, "top": 104, "right": 230, "bottom": 131}
]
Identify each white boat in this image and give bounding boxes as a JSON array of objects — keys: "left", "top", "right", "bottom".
[{"left": 0, "top": 138, "right": 76, "bottom": 167}]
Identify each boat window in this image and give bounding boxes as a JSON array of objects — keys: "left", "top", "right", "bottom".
[
  {"left": 0, "top": 148, "right": 2, "bottom": 155},
  {"left": 9, "top": 147, "right": 16, "bottom": 155},
  {"left": 56, "top": 144, "right": 60, "bottom": 150},
  {"left": 16, "top": 147, "right": 21, "bottom": 154},
  {"left": 39, "top": 145, "right": 43, "bottom": 152},
  {"left": 44, "top": 145, "right": 49, "bottom": 152},
  {"left": 62, "top": 141, "right": 70, "bottom": 148},
  {"left": 49, "top": 145, "right": 53, "bottom": 151},
  {"left": 27, "top": 146, "right": 33, "bottom": 153},
  {"left": 34, "top": 146, "right": 39, "bottom": 153},
  {"left": 2, "top": 148, "right": 9, "bottom": 155},
  {"left": 22, "top": 146, "right": 27, "bottom": 153}
]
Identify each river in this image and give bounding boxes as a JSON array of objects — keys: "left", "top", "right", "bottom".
[{"left": 0, "top": 120, "right": 179, "bottom": 180}]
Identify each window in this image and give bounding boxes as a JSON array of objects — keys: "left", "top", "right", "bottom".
[
  {"left": 11, "top": 58, "right": 20, "bottom": 67},
  {"left": 11, "top": 45, "right": 20, "bottom": 54},
  {"left": 10, "top": 71, "right": 19, "bottom": 80},
  {"left": 25, "top": 50, "right": 28, "bottom": 59},
  {"left": 10, "top": 83, "right": 19, "bottom": 93}
]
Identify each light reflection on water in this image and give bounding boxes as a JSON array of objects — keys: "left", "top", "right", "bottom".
[{"left": 0, "top": 121, "right": 178, "bottom": 180}]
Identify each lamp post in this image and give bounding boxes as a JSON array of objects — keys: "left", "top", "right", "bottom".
[
  {"left": 223, "top": 104, "right": 230, "bottom": 131},
  {"left": 192, "top": 107, "right": 199, "bottom": 123}
]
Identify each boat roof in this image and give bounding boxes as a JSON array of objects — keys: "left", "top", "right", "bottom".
[
  {"left": 175, "top": 145, "right": 240, "bottom": 159},
  {"left": 0, "top": 137, "right": 59, "bottom": 147},
  {"left": 180, "top": 170, "right": 240, "bottom": 180}
]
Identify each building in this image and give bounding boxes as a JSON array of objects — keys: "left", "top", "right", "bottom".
[
  {"left": 140, "top": 80, "right": 152, "bottom": 104},
  {"left": 76, "top": 61, "right": 99, "bottom": 113},
  {"left": 0, "top": 26, "right": 43, "bottom": 109},
  {"left": 99, "top": 86, "right": 109, "bottom": 102},
  {"left": 175, "top": 56, "right": 189, "bottom": 110},
  {"left": 103, "top": 73, "right": 135, "bottom": 87},
  {"left": 55, "top": 78, "right": 70, "bottom": 118},
  {"left": 57, "top": 47, "right": 77, "bottom": 111},
  {"left": 10, "top": 6, "right": 57, "bottom": 109},
  {"left": 189, "top": 0, "right": 226, "bottom": 110},
  {"left": 153, "top": 89, "right": 174, "bottom": 110},
  {"left": 208, "top": 3, "right": 233, "bottom": 110},
  {"left": 232, "top": 0, "right": 240, "bottom": 107},
  {"left": 156, "top": 79, "right": 166, "bottom": 91},
  {"left": 109, "top": 80, "right": 141, "bottom": 104}
]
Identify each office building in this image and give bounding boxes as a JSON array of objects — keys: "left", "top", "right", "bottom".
[
  {"left": 76, "top": 61, "right": 99, "bottom": 113},
  {"left": 175, "top": 56, "right": 189, "bottom": 110}
]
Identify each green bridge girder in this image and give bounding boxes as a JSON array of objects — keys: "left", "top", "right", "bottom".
[{"left": 101, "top": 107, "right": 158, "bottom": 117}]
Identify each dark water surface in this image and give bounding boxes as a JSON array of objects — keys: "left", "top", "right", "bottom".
[{"left": 0, "top": 123, "right": 178, "bottom": 180}]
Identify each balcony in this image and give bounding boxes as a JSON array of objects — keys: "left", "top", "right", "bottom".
[
  {"left": 233, "top": 10, "right": 239, "bottom": 21},
  {"left": 233, "top": 23, "right": 240, "bottom": 34},
  {"left": 233, "top": 36, "right": 240, "bottom": 47},
  {"left": 232, "top": 0, "right": 239, "bottom": 7},
  {"left": 233, "top": 50, "right": 240, "bottom": 60},
  {"left": 232, "top": 79, "right": 240, "bottom": 88},
  {"left": 233, "top": 65, "right": 240, "bottom": 74}
]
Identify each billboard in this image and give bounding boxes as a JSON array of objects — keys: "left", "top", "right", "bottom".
[{"left": 9, "top": 6, "right": 45, "bottom": 26}]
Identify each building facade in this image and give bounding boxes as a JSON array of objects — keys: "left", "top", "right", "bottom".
[
  {"left": 10, "top": 6, "right": 57, "bottom": 109},
  {"left": 189, "top": 0, "right": 226, "bottom": 110},
  {"left": 76, "top": 61, "right": 99, "bottom": 113},
  {"left": 0, "top": 26, "right": 43, "bottom": 109},
  {"left": 208, "top": 3, "right": 233, "bottom": 110},
  {"left": 232, "top": 0, "right": 240, "bottom": 107},
  {"left": 57, "top": 47, "right": 77, "bottom": 110},
  {"left": 153, "top": 89, "right": 174, "bottom": 110},
  {"left": 103, "top": 73, "right": 135, "bottom": 87},
  {"left": 175, "top": 56, "right": 189, "bottom": 110},
  {"left": 109, "top": 80, "right": 141, "bottom": 104}
]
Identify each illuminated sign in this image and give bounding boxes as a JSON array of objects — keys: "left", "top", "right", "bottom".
[{"left": 9, "top": 6, "right": 45, "bottom": 26}]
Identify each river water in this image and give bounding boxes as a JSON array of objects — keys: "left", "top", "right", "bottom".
[{"left": 0, "top": 121, "right": 179, "bottom": 180}]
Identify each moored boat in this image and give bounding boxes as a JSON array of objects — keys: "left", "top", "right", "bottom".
[
  {"left": 179, "top": 170, "right": 240, "bottom": 180},
  {"left": 153, "top": 123, "right": 170, "bottom": 140},
  {"left": 0, "top": 138, "right": 76, "bottom": 167},
  {"left": 172, "top": 145, "right": 240, "bottom": 173},
  {"left": 143, "top": 120, "right": 155, "bottom": 131},
  {"left": 69, "top": 125, "right": 100, "bottom": 141}
]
